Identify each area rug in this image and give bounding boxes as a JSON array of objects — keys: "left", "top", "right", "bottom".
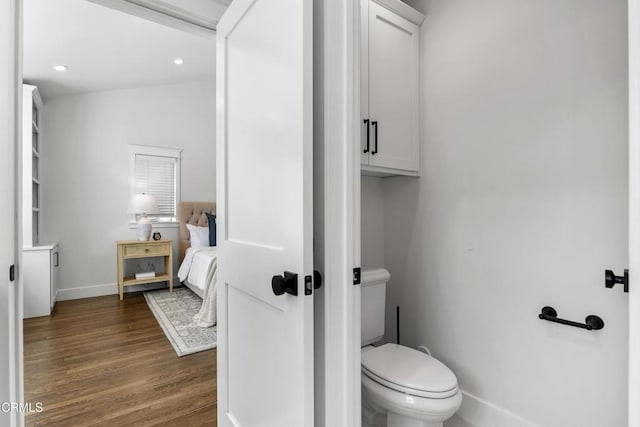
[{"left": 144, "top": 287, "right": 217, "bottom": 357}]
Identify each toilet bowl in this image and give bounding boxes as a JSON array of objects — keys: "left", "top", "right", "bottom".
[
  {"left": 361, "top": 344, "right": 462, "bottom": 427},
  {"left": 360, "top": 268, "right": 462, "bottom": 427}
]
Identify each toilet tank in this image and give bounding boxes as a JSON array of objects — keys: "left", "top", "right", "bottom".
[{"left": 361, "top": 268, "right": 390, "bottom": 346}]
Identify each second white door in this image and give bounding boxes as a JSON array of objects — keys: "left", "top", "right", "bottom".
[{"left": 215, "top": 0, "right": 315, "bottom": 426}]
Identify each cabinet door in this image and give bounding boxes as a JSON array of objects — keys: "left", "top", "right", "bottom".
[
  {"left": 367, "top": 1, "right": 420, "bottom": 172},
  {"left": 361, "top": 0, "right": 371, "bottom": 165},
  {"left": 23, "top": 249, "right": 51, "bottom": 318}
]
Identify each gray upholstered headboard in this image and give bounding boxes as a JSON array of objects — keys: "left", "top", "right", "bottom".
[{"left": 178, "top": 201, "right": 216, "bottom": 263}]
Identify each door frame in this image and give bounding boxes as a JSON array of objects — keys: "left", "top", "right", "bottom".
[
  {"left": 629, "top": 0, "right": 640, "bottom": 424},
  {"left": 315, "top": 0, "right": 362, "bottom": 425},
  {"left": 4, "top": 0, "right": 23, "bottom": 425},
  {"left": 10, "top": 0, "right": 24, "bottom": 422}
]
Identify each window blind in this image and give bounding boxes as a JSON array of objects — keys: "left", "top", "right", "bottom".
[{"left": 134, "top": 154, "right": 177, "bottom": 220}]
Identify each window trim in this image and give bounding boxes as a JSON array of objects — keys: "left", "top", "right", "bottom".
[{"left": 128, "top": 144, "right": 182, "bottom": 227}]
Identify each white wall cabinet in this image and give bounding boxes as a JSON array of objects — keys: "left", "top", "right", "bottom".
[
  {"left": 361, "top": 0, "right": 423, "bottom": 176},
  {"left": 23, "top": 244, "right": 59, "bottom": 318}
]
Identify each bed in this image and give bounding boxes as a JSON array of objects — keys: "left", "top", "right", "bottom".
[{"left": 177, "top": 201, "right": 218, "bottom": 327}]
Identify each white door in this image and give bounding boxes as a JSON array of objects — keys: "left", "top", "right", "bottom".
[
  {"left": 215, "top": 0, "right": 314, "bottom": 426},
  {"left": 367, "top": 0, "right": 419, "bottom": 172}
]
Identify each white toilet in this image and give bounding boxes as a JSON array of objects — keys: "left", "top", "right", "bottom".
[{"left": 361, "top": 268, "right": 462, "bottom": 427}]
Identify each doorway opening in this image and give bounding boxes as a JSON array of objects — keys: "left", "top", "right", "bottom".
[{"left": 20, "top": 0, "right": 218, "bottom": 424}]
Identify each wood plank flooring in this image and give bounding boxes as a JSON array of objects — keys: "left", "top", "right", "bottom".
[{"left": 23, "top": 293, "right": 217, "bottom": 426}]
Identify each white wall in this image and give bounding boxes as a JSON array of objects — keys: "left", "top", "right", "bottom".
[
  {"left": 40, "top": 80, "right": 216, "bottom": 298},
  {"left": 386, "top": 0, "right": 629, "bottom": 426},
  {"left": 361, "top": 175, "right": 385, "bottom": 268}
]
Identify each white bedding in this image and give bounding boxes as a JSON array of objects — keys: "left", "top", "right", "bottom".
[
  {"left": 178, "top": 246, "right": 217, "bottom": 292},
  {"left": 177, "top": 246, "right": 217, "bottom": 327}
]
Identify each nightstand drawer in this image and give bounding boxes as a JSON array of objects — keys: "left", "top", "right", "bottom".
[{"left": 123, "top": 243, "right": 169, "bottom": 258}]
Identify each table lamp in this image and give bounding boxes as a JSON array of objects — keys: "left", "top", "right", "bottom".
[{"left": 128, "top": 194, "right": 159, "bottom": 241}]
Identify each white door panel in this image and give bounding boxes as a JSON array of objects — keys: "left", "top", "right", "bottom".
[{"left": 216, "top": 0, "right": 314, "bottom": 425}]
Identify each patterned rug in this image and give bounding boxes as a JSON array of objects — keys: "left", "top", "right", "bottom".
[{"left": 144, "top": 287, "right": 217, "bottom": 357}]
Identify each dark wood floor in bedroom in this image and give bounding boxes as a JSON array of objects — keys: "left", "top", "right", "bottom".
[{"left": 23, "top": 292, "right": 217, "bottom": 427}]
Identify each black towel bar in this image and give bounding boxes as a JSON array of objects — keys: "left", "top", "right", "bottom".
[{"left": 538, "top": 306, "right": 604, "bottom": 331}]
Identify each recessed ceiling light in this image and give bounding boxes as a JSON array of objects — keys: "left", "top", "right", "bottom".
[
  {"left": 173, "top": 58, "right": 184, "bottom": 65},
  {"left": 53, "top": 65, "right": 68, "bottom": 72}
]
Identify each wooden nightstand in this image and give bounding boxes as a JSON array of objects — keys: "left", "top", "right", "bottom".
[{"left": 116, "top": 240, "right": 173, "bottom": 300}]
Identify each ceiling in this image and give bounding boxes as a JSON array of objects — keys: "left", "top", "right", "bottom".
[{"left": 23, "top": 0, "right": 218, "bottom": 99}]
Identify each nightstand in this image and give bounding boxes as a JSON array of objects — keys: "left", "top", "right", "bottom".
[{"left": 116, "top": 240, "right": 173, "bottom": 300}]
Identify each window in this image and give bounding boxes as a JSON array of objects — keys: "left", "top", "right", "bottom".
[{"left": 129, "top": 145, "right": 182, "bottom": 225}]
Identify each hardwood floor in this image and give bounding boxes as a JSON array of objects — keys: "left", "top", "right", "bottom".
[{"left": 23, "top": 293, "right": 217, "bottom": 426}]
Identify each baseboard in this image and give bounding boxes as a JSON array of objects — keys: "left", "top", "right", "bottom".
[
  {"left": 57, "top": 278, "right": 181, "bottom": 301},
  {"left": 56, "top": 283, "right": 116, "bottom": 301},
  {"left": 454, "top": 390, "right": 537, "bottom": 427}
]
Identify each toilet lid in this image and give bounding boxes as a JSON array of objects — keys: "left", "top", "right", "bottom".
[{"left": 361, "top": 343, "right": 458, "bottom": 398}]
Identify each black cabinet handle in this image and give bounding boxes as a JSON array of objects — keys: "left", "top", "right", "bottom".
[
  {"left": 363, "top": 119, "right": 370, "bottom": 153},
  {"left": 372, "top": 121, "right": 378, "bottom": 155}
]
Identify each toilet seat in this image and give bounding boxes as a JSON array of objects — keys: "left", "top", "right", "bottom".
[{"left": 361, "top": 343, "right": 459, "bottom": 399}]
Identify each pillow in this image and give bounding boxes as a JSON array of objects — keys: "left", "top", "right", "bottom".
[
  {"left": 186, "top": 224, "right": 210, "bottom": 249},
  {"left": 205, "top": 212, "right": 217, "bottom": 246}
]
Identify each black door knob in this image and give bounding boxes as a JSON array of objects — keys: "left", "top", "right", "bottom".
[{"left": 272, "top": 271, "right": 298, "bottom": 296}]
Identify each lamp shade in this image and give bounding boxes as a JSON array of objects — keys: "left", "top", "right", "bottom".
[{"left": 128, "top": 194, "right": 159, "bottom": 214}]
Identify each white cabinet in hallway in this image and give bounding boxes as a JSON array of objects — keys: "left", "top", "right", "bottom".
[
  {"left": 361, "top": 0, "right": 423, "bottom": 176},
  {"left": 23, "top": 244, "right": 59, "bottom": 318}
]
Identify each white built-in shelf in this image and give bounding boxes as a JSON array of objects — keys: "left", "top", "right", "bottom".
[
  {"left": 24, "top": 84, "right": 43, "bottom": 246},
  {"left": 22, "top": 85, "right": 56, "bottom": 320}
]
